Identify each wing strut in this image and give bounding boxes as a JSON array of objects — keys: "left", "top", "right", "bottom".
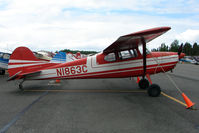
[{"left": 141, "top": 37, "right": 146, "bottom": 79}]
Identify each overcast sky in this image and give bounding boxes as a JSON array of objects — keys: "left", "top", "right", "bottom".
[{"left": 0, "top": 0, "right": 199, "bottom": 52}]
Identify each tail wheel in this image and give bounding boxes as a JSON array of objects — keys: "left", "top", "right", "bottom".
[
  {"left": 147, "top": 84, "right": 161, "bottom": 97},
  {"left": 138, "top": 79, "right": 149, "bottom": 89}
]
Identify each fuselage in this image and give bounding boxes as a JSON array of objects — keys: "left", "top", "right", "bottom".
[{"left": 27, "top": 51, "right": 180, "bottom": 80}]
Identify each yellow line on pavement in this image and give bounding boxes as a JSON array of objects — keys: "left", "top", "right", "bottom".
[
  {"left": 161, "top": 92, "right": 187, "bottom": 107},
  {"left": 24, "top": 89, "right": 146, "bottom": 93},
  {"left": 24, "top": 89, "right": 186, "bottom": 107}
]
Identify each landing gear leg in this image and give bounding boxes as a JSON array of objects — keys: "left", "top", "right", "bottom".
[{"left": 19, "top": 79, "right": 25, "bottom": 91}]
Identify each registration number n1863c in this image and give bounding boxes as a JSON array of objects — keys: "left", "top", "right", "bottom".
[{"left": 56, "top": 65, "right": 87, "bottom": 76}]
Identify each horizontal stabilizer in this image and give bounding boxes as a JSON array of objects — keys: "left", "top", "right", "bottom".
[{"left": 7, "top": 71, "right": 22, "bottom": 81}]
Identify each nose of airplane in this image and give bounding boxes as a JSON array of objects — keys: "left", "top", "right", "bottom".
[{"left": 179, "top": 53, "right": 185, "bottom": 59}]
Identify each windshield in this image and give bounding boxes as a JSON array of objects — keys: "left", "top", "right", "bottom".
[{"left": 138, "top": 45, "right": 151, "bottom": 55}]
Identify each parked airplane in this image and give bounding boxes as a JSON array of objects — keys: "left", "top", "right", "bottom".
[
  {"left": 180, "top": 56, "right": 199, "bottom": 65},
  {"left": 34, "top": 50, "right": 55, "bottom": 61},
  {"left": 66, "top": 52, "right": 83, "bottom": 62},
  {"left": 7, "top": 27, "right": 185, "bottom": 97},
  {"left": 0, "top": 49, "right": 11, "bottom": 75},
  {"left": 50, "top": 51, "right": 66, "bottom": 63}
]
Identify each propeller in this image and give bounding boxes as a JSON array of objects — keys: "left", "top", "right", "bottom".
[
  {"left": 178, "top": 44, "right": 185, "bottom": 60},
  {"left": 178, "top": 43, "right": 183, "bottom": 56}
]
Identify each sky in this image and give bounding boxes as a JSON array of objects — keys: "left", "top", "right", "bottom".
[{"left": 0, "top": 0, "right": 199, "bottom": 52}]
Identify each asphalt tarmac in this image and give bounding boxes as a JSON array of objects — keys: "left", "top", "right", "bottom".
[{"left": 0, "top": 63, "right": 199, "bottom": 133}]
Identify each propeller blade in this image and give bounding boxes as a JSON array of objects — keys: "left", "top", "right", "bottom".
[{"left": 178, "top": 44, "right": 183, "bottom": 56}]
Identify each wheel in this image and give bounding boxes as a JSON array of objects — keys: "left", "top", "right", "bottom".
[
  {"left": 19, "top": 84, "right": 23, "bottom": 91},
  {"left": 1, "top": 70, "right": 5, "bottom": 75},
  {"left": 0, "top": 70, "right": 2, "bottom": 75},
  {"left": 147, "top": 84, "right": 161, "bottom": 97},
  {"left": 138, "top": 79, "right": 149, "bottom": 89}
]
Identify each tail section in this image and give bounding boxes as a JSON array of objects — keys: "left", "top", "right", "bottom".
[
  {"left": 50, "top": 52, "right": 66, "bottom": 63},
  {"left": 8, "top": 47, "right": 48, "bottom": 78}
]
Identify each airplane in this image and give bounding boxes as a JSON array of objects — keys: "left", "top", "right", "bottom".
[
  {"left": 0, "top": 50, "right": 11, "bottom": 75},
  {"left": 7, "top": 27, "right": 185, "bottom": 97},
  {"left": 180, "top": 56, "right": 199, "bottom": 65},
  {"left": 50, "top": 51, "right": 67, "bottom": 63},
  {"left": 34, "top": 50, "right": 55, "bottom": 61},
  {"left": 66, "top": 52, "right": 83, "bottom": 62}
]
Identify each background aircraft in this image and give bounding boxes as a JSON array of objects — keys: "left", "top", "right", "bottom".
[
  {"left": 0, "top": 49, "right": 11, "bottom": 75},
  {"left": 180, "top": 56, "right": 199, "bottom": 65},
  {"left": 7, "top": 27, "right": 185, "bottom": 98}
]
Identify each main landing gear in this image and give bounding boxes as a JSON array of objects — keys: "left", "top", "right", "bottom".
[
  {"left": 18, "top": 79, "right": 25, "bottom": 91},
  {"left": 139, "top": 37, "right": 161, "bottom": 97},
  {"left": 138, "top": 78, "right": 161, "bottom": 97}
]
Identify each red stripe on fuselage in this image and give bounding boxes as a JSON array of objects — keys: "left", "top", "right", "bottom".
[{"left": 32, "top": 61, "right": 177, "bottom": 80}]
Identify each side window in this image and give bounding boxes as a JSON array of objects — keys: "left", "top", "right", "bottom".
[
  {"left": 138, "top": 45, "right": 143, "bottom": 55},
  {"left": 130, "top": 49, "right": 138, "bottom": 58},
  {"left": 138, "top": 45, "right": 150, "bottom": 55},
  {"left": 119, "top": 49, "right": 138, "bottom": 60},
  {"left": 120, "top": 50, "right": 132, "bottom": 59},
  {"left": 104, "top": 53, "right": 116, "bottom": 62}
]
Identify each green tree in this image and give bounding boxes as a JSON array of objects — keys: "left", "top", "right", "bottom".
[
  {"left": 151, "top": 48, "right": 158, "bottom": 52},
  {"left": 60, "top": 49, "right": 98, "bottom": 55},
  {"left": 159, "top": 43, "right": 169, "bottom": 51},
  {"left": 184, "top": 42, "right": 192, "bottom": 55},
  {"left": 169, "top": 40, "right": 179, "bottom": 52},
  {"left": 192, "top": 42, "right": 199, "bottom": 55}
]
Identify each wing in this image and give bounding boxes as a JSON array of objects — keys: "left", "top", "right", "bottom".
[{"left": 103, "top": 27, "right": 171, "bottom": 54}]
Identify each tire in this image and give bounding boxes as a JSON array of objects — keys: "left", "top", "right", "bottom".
[
  {"left": 0, "top": 70, "right": 5, "bottom": 75},
  {"left": 1, "top": 70, "right": 5, "bottom": 75},
  {"left": 147, "top": 84, "right": 161, "bottom": 97},
  {"left": 138, "top": 79, "right": 149, "bottom": 89}
]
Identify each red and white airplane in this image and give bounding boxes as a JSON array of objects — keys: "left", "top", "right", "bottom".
[{"left": 7, "top": 27, "right": 185, "bottom": 97}]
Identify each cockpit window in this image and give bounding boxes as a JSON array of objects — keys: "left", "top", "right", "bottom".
[
  {"left": 119, "top": 49, "right": 138, "bottom": 60},
  {"left": 138, "top": 45, "right": 150, "bottom": 55},
  {"left": 120, "top": 50, "right": 131, "bottom": 59},
  {"left": 104, "top": 53, "right": 116, "bottom": 62}
]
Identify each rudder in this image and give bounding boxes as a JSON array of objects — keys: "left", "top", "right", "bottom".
[{"left": 8, "top": 47, "right": 45, "bottom": 77}]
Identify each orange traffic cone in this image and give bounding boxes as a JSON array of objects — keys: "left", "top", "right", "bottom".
[
  {"left": 55, "top": 79, "right": 61, "bottom": 83},
  {"left": 136, "top": 77, "right": 140, "bottom": 84},
  {"left": 181, "top": 93, "right": 195, "bottom": 109}
]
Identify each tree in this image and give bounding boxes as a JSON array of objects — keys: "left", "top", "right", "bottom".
[
  {"left": 169, "top": 40, "right": 179, "bottom": 52},
  {"left": 192, "top": 42, "right": 199, "bottom": 55},
  {"left": 159, "top": 43, "right": 169, "bottom": 51},
  {"left": 60, "top": 49, "right": 98, "bottom": 55},
  {"left": 151, "top": 48, "right": 158, "bottom": 52},
  {"left": 184, "top": 42, "right": 192, "bottom": 55}
]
